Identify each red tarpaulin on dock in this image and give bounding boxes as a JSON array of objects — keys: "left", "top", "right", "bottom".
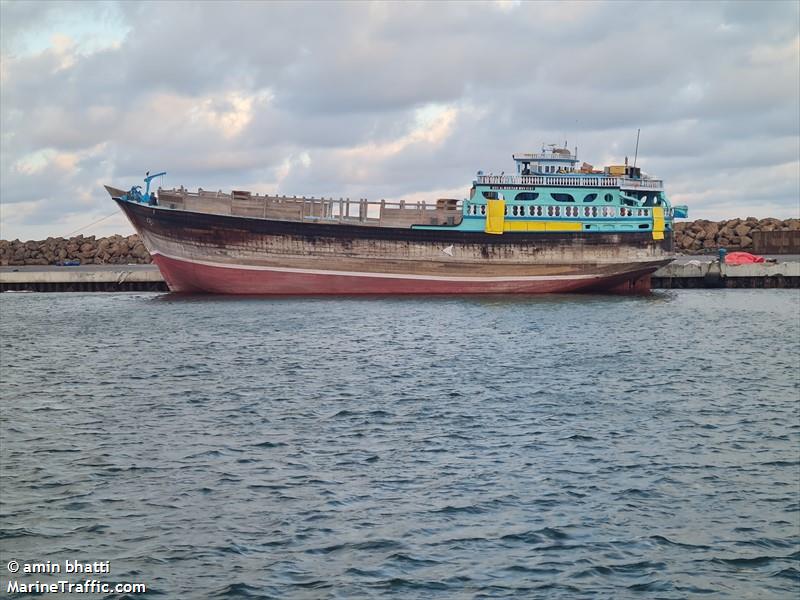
[{"left": 725, "top": 252, "right": 766, "bottom": 265}]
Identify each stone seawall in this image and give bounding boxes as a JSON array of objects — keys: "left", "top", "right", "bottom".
[
  {"left": 1, "top": 217, "right": 799, "bottom": 266},
  {"left": 0, "top": 234, "right": 152, "bottom": 266},
  {"left": 674, "top": 218, "right": 799, "bottom": 253}
]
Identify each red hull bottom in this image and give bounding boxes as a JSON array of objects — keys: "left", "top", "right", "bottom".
[{"left": 153, "top": 254, "right": 655, "bottom": 295}]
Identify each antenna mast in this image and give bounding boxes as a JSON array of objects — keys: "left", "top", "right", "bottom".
[{"left": 633, "top": 128, "right": 641, "bottom": 168}]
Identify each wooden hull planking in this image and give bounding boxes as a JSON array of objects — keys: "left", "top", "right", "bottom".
[{"left": 116, "top": 199, "right": 673, "bottom": 295}]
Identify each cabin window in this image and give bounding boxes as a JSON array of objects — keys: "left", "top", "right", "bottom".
[
  {"left": 605, "top": 193, "right": 613, "bottom": 202},
  {"left": 482, "top": 191, "right": 499, "bottom": 200},
  {"left": 551, "top": 193, "right": 575, "bottom": 203},
  {"left": 583, "top": 193, "right": 597, "bottom": 203},
  {"left": 638, "top": 224, "right": 649, "bottom": 229},
  {"left": 515, "top": 192, "right": 539, "bottom": 202}
]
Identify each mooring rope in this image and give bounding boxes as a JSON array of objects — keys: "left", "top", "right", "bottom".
[{"left": 64, "top": 211, "right": 123, "bottom": 238}]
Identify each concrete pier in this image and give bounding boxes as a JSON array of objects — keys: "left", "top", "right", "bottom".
[
  {"left": 0, "top": 265, "right": 167, "bottom": 292},
  {"left": 653, "top": 257, "right": 800, "bottom": 288},
  {"left": 1, "top": 259, "right": 798, "bottom": 292}
]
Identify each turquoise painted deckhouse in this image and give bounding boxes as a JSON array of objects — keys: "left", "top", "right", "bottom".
[{"left": 432, "top": 144, "right": 687, "bottom": 238}]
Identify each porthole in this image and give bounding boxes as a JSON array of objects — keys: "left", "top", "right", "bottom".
[{"left": 604, "top": 193, "right": 613, "bottom": 202}]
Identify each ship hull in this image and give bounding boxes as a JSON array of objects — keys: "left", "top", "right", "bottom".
[
  {"left": 151, "top": 252, "right": 658, "bottom": 294},
  {"left": 115, "top": 199, "right": 672, "bottom": 295}
]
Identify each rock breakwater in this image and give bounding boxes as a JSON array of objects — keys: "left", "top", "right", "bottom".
[
  {"left": 674, "top": 217, "right": 799, "bottom": 253},
  {"left": 1, "top": 217, "right": 798, "bottom": 265},
  {"left": 0, "top": 234, "right": 151, "bottom": 266}
]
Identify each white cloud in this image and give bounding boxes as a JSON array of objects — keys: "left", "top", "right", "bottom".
[{"left": 0, "top": 0, "right": 798, "bottom": 240}]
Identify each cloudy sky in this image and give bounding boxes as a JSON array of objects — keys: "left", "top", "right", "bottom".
[{"left": 1, "top": 0, "right": 798, "bottom": 240}]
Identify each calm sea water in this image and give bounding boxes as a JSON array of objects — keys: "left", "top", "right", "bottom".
[{"left": 1, "top": 290, "right": 798, "bottom": 599}]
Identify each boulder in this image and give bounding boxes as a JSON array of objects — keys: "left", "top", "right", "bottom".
[{"left": 705, "top": 221, "right": 720, "bottom": 235}]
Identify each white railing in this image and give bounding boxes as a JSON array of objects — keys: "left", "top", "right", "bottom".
[
  {"left": 475, "top": 175, "right": 663, "bottom": 190},
  {"left": 512, "top": 152, "right": 577, "bottom": 161}
]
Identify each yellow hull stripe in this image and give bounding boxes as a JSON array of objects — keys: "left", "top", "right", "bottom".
[{"left": 504, "top": 221, "right": 583, "bottom": 232}]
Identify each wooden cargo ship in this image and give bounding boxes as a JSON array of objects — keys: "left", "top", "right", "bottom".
[{"left": 105, "top": 147, "right": 687, "bottom": 294}]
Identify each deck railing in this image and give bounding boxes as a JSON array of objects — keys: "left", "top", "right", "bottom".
[
  {"left": 511, "top": 152, "right": 577, "bottom": 161},
  {"left": 156, "top": 187, "right": 462, "bottom": 226},
  {"left": 476, "top": 175, "right": 663, "bottom": 190}
]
